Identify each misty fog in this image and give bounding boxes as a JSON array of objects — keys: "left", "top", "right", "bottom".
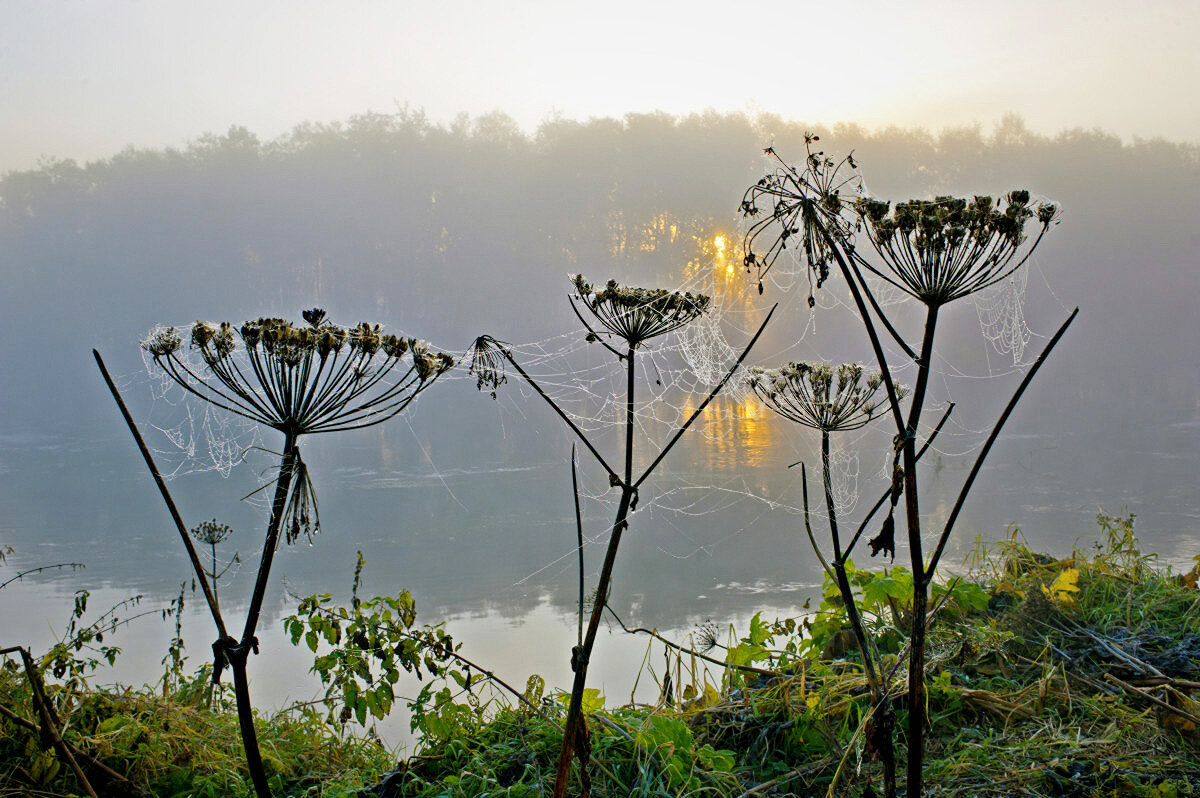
[{"left": 1, "top": 109, "right": 1197, "bottom": 635}]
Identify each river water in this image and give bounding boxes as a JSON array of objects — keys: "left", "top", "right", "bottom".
[{"left": 2, "top": 362, "right": 1197, "bottom": 749}]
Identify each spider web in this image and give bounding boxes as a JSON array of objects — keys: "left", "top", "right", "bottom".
[
  {"left": 121, "top": 208, "right": 1059, "bottom": 627},
  {"left": 828, "top": 447, "right": 860, "bottom": 517},
  {"left": 972, "top": 268, "right": 1031, "bottom": 366},
  {"left": 137, "top": 324, "right": 264, "bottom": 480}
]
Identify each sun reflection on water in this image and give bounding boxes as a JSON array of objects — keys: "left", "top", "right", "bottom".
[{"left": 677, "top": 393, "right": 778, "bottom": 474}]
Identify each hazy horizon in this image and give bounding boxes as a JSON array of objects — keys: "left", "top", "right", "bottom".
[
  {"left": 3, "top": 0, "right": 1197, "bottom": 174},
  {"left": 7, "top": 106, "right": 1199, "bottom": 178}
]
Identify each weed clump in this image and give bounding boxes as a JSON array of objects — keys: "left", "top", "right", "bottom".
[
  {"left": 363, "top": 514, "right": 1199, "bottom": 798},
  {"left": 4, "top": 515, "right": 1196, "bottom": 797}
]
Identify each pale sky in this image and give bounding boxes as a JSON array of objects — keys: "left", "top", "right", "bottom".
[{"left": 2, "top": 0, "right": 1197, "bottom": 173}]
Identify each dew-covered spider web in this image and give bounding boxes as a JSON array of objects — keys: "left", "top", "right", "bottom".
[
  {"left": 138, "top": 332, "right": 264, "bottom": 480},
  {"left": 828, "top": 447, "right": 860, "bottom": 518},
  {"left": 973, "top": 267, "right": 1031, "bottom": 367}
]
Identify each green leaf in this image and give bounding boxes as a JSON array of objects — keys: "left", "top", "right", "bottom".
[
  {"left": 364, "top": 691, "right": 380, "bottom": 719},
  {"left": 726, "top": 642, "right": 768, "bottom": 668},
  {"left": 305, "top": 630, "right": 319, "bottom": 652},
  {"left": 748, "top": 611, "right": 770, "bottom": 646},
  {"left": 696, "top": 744, "right": 735, "bottom": 772}
]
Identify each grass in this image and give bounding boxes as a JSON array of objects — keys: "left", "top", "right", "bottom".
[
  {"left": 0, "top": 663, "right": 394, "bottom": 797},
  {"left": 3, "top": 513, "right": 1198, "bottom": 797}
]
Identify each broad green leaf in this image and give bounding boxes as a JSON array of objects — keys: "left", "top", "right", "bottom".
[
  {"left": 726, "top": 642, "right": 768, "bottom": 668},
  {"left": 748, "top": 611, "right": 770, "bottom": 646}
]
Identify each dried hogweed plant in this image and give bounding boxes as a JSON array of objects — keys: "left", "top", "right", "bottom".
[
  {"left": 741, "top": 136, "right": 1076, "bottom": 798},
  {"left": 749, "top": 362, "right": 886, "bottom": 432},
  {"left": 740, "top": 134, "right": 861, "bottom": 304},
  {"left": 146, "top": 312, "right": 451, "bottom": 536},
  {"left": 109, "top": 308, "right": 453, "bottom": 797},
  {"left": 189, "top": 519, "right": 238, "bottom": 610},
  {"left": 568, "top": 274, "right": 712, "bottom": 347},
  {"left": 471, "top": 275, "right": 772, "bottom": 798},
  {"left": 749, "top": 362, "right": 913, "bottom": 792},
  {"left": 853, "top": 191, "right": 1059, "bottom": 306}
]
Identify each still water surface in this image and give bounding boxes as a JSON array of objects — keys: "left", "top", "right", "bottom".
[{"left": 2, "top": 388, "right": 1197, "bottom": 749}]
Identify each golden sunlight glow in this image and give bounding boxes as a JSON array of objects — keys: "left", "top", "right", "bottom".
[
  {"left": 678, "top": 393, "right": 775, "bottom": 472},
  {"left": 608, "top": 211, "right": 688, "bottom": 257},
  {"left": 712, "top": 235, "right": 736, "bottom": 276},
  {"left": 735, "top": 394, "right": 766, "bottom": 421}
]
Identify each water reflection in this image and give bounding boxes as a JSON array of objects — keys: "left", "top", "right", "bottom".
[
  {"left": 683, "top": 394, "right": 775, "bottom": 474},
  {"left": 2, "top": 377, "right": 1198, "bottom": 749}
]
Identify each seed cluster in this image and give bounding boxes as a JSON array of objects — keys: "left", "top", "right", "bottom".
[
  {"left": 748, "top": 362, "right": 895, "bottom": 433},
  {"left": 854, "top": 191, "right": 1059, "bottom": 306},
  {"left": 739, "top": 136, "right": 861, "bottom": 301},
  {"left": 570, "top": 274, "right": 711, "bottom": 348},
  {"left": 143, "top": 310, "right": 455, "bottom": 437}
]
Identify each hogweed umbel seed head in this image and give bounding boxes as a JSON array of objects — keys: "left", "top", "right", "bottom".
[
  {"left": 467, "top": 335, "right": 510, "bottom": 399},
  {"left": 748, "top": 361, "right": 900, "bottom": 432},
  {"left": 144, "top": 309, "right": 455, "bottom": 438},
  {"left": 570, "top": 273, "right": 710, "bottom": 348},
  {"left": 145, "top": 310, "right": 455, "bottom": 543},
  {"left": 142, "top": 326, "right": 182, "bottom": 357},
  {"left": 740, "top": 137, "right": 862, "bottom": 300},
  {"left": 853, "top": 190, "right": 1059, "bottom": 306},
  {"left": 190, "top": 518, "right": 234, "bottom": 546}
]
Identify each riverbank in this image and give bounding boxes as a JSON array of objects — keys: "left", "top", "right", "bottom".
[{"left": 2, "top": 513, "right": 1197, "bottom": 796}]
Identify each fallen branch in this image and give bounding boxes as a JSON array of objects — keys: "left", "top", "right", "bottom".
[
  {"left": 0, "top": 701, "right": 130, "bottom": 786},
  {"left": 605, "top": 607, "right": 782, "bottom": 679},
  {"left": 1104, "top": 674, "right": 1200, "bottom": 726}
]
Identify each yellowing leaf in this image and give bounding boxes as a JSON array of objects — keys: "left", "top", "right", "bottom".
[
  {"left": 1042, "top": 567, "right": 1080, "bottom": 604},
  {"left": 690, "top": 683, "right": 721, "bottom": 711},
  {"left": 580, "top": 687, "right": 605, "bottom": 714}
]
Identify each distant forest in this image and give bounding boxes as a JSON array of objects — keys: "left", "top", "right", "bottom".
[{"left": 2, "top": 109, "right": 1197, "bottom": 436}]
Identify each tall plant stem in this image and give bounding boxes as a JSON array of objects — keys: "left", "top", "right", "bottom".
[
  {"left": 542, "top": 309, "right": 773, "bottom": 798},
  {"left": 826, "top": 243, "right": 904, "bottom": 432},
  {"left": 94, "top": 350, "right": 228, "bottom": 640},
  {"left": 227, "top": 431, "right": 298, "bottom": 798},
  {"left": 210, "top": 543, "right": 221, "bottom": 609},
  {"left": 819, "top": 433, "right": 894, "bottom": 797},
  {"left": 98, "top": 349, "right": 277, "bottom": 795},
  {"left": 242, "top": 433, "right": 299, "bottom": 645},
  {"left": 903, "top": 303, "right": 939, "bottom": 798},
  {"left": 552, "top": 347, "right": 636, "bottom": 798},
  {"left": 821, "top": 433, "right": 879, "bottom": 697},
  {"left": 572, "top": 446, "right": 584, "bottom": 647},
  {"left": 227, "top": 649, "right": 269, "bottom": 797},
  {"left": 823, "top": 231, "right": 934, "bottom": 798}
]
